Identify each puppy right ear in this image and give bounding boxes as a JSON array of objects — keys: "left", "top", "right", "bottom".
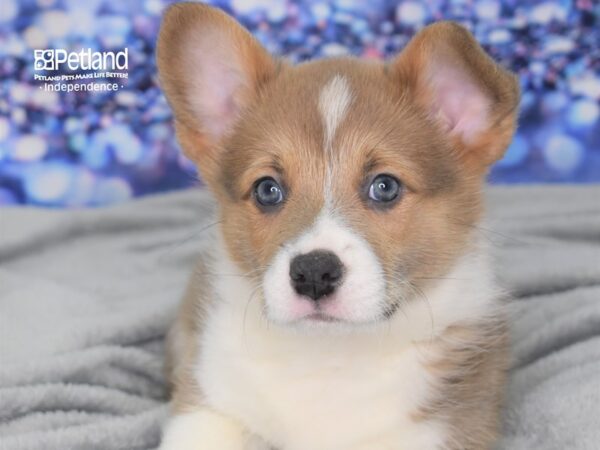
[{"left": 157, "top": 3, "right": 276, "bottom": 164}]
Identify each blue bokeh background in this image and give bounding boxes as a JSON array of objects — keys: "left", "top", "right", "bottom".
[{"left": 0, "top": 0, "right": 599, "bottom": 207}]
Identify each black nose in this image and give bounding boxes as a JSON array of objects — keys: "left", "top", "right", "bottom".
[{"left": 289, "top": 250, "right": 344, "bottom": 301}]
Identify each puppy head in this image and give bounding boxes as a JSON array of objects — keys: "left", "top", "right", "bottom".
[{"left": 157, "top": 4, "right": 519, "bottom": 331}]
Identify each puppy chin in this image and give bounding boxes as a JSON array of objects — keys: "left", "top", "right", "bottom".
[{"left": 266, "top": 307, "right": 387, "bottom": 335}]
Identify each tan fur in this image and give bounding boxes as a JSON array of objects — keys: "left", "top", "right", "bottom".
[
  {"left": 165, "top": 260, "right": 208, "bottom": 413},
  {"left": 157, "top": 4, "right": 519, "bottom": 449},
  {"left": 416, "top": 320, "right": 510, "bottom": 449}
]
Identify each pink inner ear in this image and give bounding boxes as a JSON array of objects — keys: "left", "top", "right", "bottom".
[
  {"left": 427, "top": 64, "right": 490, "bottom": 145},
  {"left": 187, "top": 38, "right": 248, "bottom": 140}
]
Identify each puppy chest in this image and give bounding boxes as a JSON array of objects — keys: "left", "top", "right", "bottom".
[{"left": 199, "top": 336, "right": 437, "bottom": 449}]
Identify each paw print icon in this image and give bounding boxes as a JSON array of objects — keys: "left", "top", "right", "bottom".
[{"left": 34, "top": 50, "right": 55, "bottom": 70}]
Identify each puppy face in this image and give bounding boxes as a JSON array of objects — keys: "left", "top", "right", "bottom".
[{"left": 157, "top": 4, "right": 519, "bottom": 329}]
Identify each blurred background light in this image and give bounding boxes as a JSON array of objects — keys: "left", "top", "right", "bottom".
[
  {"left": 475, "top": 1, "right": 500, "bottom": 21},
  {"left": 0, "top": 0, "right": 18, "bottom": 24},
  {"left": 396, "top": 2, "right": 427, "bottom": 26},
  {"left": 567, "top": 100, "right": 599, "bottom": 129},
  {"left": 0, "top": 118, "right": 10, "bottom": 142},
  {"left": 92, "top": 177, "right": 132, "bottom": 205},
  {"left": 13, "top": 135, "right": 48, "bottom": 162},
  {"left": 24, "top": 164, "right": 73, "bottom": 205},
  {"left": 544, "top": 134, "right": 584, "bottom": 174},
  {"left": 41, "top": 10, "right": 71, "bottom": 39}
]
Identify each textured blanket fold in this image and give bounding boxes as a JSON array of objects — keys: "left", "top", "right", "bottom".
[{"left": 1, "top": 186, "right": 599, "bottom": 450}]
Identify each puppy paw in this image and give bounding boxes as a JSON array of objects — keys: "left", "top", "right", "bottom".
[{"left": 159, "top": 410, "right": 246, "bottom": 450}]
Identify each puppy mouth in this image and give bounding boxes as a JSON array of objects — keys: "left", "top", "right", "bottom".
[{"left": 304, "top": 312, "right": 341, "bottom": 323}]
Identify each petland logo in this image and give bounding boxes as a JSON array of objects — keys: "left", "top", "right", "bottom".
[
  {"left": 33, "top": 48, "right": 129, "bottom": 93},
  {"left": 34, "top": 48, "right": 128, "bottom": 71}
]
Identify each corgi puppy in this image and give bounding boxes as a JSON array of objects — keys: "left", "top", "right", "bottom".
[{"left": 156, "top": 3, "right": 519, "bottom": 449}]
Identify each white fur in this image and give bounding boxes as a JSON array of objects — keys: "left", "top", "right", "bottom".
[
  {"left": 161, "top": 230, "right": 500, "bottom": 450},
  {"left": 263, "top": 211, "right": 386, "bottom": 326},
  {"left": 318, "top": 75, "right": 352, "bottom": 207},
  {"left": 318, "top": 75, "right": 352, "bottom": 152},
  {"left": 159, "top": 409, "right": 246, "bottom": 450}
]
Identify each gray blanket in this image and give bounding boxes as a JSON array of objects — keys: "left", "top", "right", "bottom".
[{"left": 1, "top": 186, "right": 599, "bottom": 450}]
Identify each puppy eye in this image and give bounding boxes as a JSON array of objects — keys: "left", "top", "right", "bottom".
[
  {"left": 254, "top": 177, "right": 284, "bottom": 208},
  {"left": 368, "top": 174, "right": 401, "bottom": 203}
]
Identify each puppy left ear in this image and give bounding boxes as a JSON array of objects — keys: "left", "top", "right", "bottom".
[{"left": 393, "top": 22, "right": 520, "bottom": 169}]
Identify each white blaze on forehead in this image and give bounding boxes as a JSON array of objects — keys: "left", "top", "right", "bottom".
[
  {"left": 318, "top": 75, "right": 352, "bottom": 151},
  {"left": 318, "top": 75, "right": 352, "bottom": 207}
]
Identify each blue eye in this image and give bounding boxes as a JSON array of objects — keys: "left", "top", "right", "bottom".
[
  {"left": 254, "top": 177, "right": 284, "bottom": 208},
  {"left": 368, "top": 174, "right": 401, "bottom": 203}
]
